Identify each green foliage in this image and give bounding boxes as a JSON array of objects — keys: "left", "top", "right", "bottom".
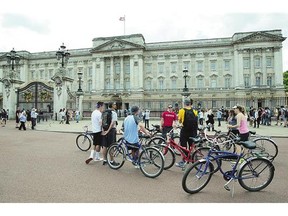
[{"left": 284, "top": 71, "right": 288, "bottom": 91}]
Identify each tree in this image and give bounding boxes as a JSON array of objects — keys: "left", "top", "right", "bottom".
[{"left": 283, "top": 71, "right": 288, "bottom": 91}]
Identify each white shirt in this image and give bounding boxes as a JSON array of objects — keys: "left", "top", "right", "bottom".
[
  {"left": 112, "top": 110, "right": 118, "bottom": 128},
  {"left": 91, "top": 109, "right": 102, "bottom": 133}
]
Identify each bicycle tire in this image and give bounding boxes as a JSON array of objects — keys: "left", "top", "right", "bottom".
[
  {"left": 191, "top": 147, "right": 220, "bottom": 173},
  {"left": 139, "top": 147, "right": 164, "bottom": 178},
  {"left": 238, "top": 157, "right": 274, "bottom": 192},
  {"left": 107, "top": 144, "right": 125, "bottom": 170},
  {"left": 76, "top": 134, "right": 91, "bottom": 151},
  {"left": 182, "top": 160, "right": 213, "bottom": 194},
  {"left": 252, "top": 138, "right": 278, "bottom": 161},
  {"left": 155, "top": 144, "right": 175, "bottom": 170},
  {"left": 215, "top": 134, "right": 236, "bottom": 153},
  {"left": 147, "top": 136, "right": 166, "bottom": 146}
]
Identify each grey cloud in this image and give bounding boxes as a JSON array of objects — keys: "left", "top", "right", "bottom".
[{"left": 1, "top": 13, "right": 50, "bottom": 34}]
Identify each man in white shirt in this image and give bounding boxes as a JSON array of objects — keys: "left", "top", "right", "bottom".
[{"left": 85, "top": 101, "right": 104, "bottom": 164}]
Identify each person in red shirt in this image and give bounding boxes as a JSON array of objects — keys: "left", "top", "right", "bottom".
[{"left": 160, "top": 105, "right": 178, "bottom": 139}]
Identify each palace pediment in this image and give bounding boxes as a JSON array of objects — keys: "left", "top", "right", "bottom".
[
  {"left": 90, "top": 39, "right": 145, "bottom": 52},
  {"left": 234, "top": 31, "right": 286, "bottom": 44}
]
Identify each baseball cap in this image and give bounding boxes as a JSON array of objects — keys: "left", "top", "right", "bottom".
[
  {"left": 184, "top": 98, "right": 191, "bottom": 105},
  {"left": 131, "top": 106, "right": 139, "bottom": 114}
]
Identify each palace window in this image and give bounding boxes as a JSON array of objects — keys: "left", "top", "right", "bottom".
[
  {"left": 197, "top": 77, "right": 204, "bottom": 88},
  {"left": 256, "top": 76, "right": 262, "bottom": 86},
  {"left": 171, "top": 79, "right": 177, "bottom": 89},
  {"left": 171, "top": 62, "right": 177, "bottom": 73},
  {"left": 88, "top": 67, "right": 92, "bottom": 77},
  {"left": 210, "top": 60, "right": 216, "bottom": 71},
  {"left": 145, "top": 63, "right": 152, "bottom": 74},
  {"left": 266, "top": 57, "right": 273, "bottom": 68},
  {"left": 244, "top": 76, "right": 250, "bottom": 87},
  {"left": 197, "top": 61, "right": 203, "bottom": 72},
  {"left": 211, "top": 79, "right": 217, "bottom": 88},
  {"left": 243, "top": 58, "right": 250, "bottom": 69},
  {"left": 125, "top": 79, "right": 130, "bottom": 90},
  {"left": 183, "top": 61, "right": 190, "bottom": 71},
  {"left": 146, "top": 79, "right": 152, "bottom": 90},
  {"left": 254, "top": 57, "right": 261, "bottom": 68},
  {"left": 88, "top": 80, "right": 92, "bottom": 92},
  {"left": 267, "top": 76, "right": 273, "bottom": 87},
  {"left": 114, "top": 63, "right": 120, "bottom": 74},
  {"left": 159, "top": 79, "right": 164, "bottom": 90},
  {"left": 106, "top": 65, "right": 111, "bottom": 75},
  {"left": 224, "top": 60, "right": 230, "bottom": 71},
  {"left": 158, "top": 62, "right": 164, "bottom": 74},
  {"left": 224, "top": 77, "right": 231, "bottom": 88}
]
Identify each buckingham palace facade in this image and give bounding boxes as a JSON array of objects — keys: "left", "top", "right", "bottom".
[{"left": 0, "top": 29, "right": 286, "bottom": 118}]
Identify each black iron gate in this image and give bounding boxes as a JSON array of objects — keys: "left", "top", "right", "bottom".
[{"left": 17, "top": 82, "right": 53, "bottom": 113}]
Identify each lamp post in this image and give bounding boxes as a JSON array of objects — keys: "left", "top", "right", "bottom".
[
  {"left": 182, "top": 68, "right": 190, "bottom": 97},
  {"left": 77, "top": 71, "right": 83, "bottom": 93},
  {"left": 56, "top": 43, "right": 70, "bottom": 68}
]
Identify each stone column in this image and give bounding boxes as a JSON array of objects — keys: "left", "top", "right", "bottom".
[
  {"left": 99, "top": 57, "right": 105, "bottom": 90},
  {"left": 138, "top": 54, "right": 144, "bottom": 90},
  {"left": 274, "top": 47, "right": 284, "bottom": 87},
  {"left": 92, "top": 58, "right": 96, "bottom": 91},
  {"left": 130, "top": 56, "right": 134, "bottom": 89},
  {"left": 120, "top": 56, "right": 124, "bottom": 89},
  {"left": 110, "top": 57, "right": 114, "bottom": 90},
  {"left": 250, "top": 51, "right": 255, "bottom": 86},
  {"left": 233, "top": 49, "right": 239, "bottom": 88},
  {"left": 262, "top": 50, "right": 267, "bottom": 86}
]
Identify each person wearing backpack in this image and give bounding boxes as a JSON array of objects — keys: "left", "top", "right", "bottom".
[
  {"left": 102, "top": 102, "right": 119, "bottom": 166},
  {"left": 176, "top": 98, "right": 198, "bottom": 168}
]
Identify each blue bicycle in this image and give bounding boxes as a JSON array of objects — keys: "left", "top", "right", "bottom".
[
  {"left": 182, "top": 140, "right": 275, "bottom": 195},
  {"left": 107, "top": 138, "right": 165, "bottom": 178}
]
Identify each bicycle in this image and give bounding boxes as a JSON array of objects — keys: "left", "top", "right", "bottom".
[
  {"left": 182, "top": 140, "right": 275, "bottom": 196},
  {"left": 148, "top": 129, "right": 211, "bottom": 170},
  {"left": 76, "top": 126, "right": 93, "bottom": 151},
  {"left": 213, "top": 129, "right": 278, "bottom": 161},
  {"left": 107, "top": 137, "right": 165, "bottom": 178}
]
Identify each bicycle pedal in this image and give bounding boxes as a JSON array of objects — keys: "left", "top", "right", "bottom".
[{"left": 224, "top": 185, "right": 231, "bottom": 191}]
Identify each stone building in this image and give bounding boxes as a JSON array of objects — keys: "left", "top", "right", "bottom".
[{"left": 0, "top": 29, "right": 286, "bottom": 118}]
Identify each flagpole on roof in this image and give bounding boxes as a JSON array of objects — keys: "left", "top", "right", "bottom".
[{"left": 124, "top": 15, "right": 126, "bottom": 35}]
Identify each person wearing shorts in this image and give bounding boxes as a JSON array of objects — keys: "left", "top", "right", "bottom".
[
  {"left": 102, "top": 102, "right": 118, "bottom": 166},
  {"left": 85, "top": 101, "right": 104, "bottom": 164}
]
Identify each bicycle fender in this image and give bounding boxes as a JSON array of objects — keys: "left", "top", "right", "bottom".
[{"left": 239, "top": 157, "right": 273, "bottom": 170}]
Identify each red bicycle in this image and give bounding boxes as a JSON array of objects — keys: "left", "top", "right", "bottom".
[{"left": 148, "top": 129, "right": 210, "bottom": 170}]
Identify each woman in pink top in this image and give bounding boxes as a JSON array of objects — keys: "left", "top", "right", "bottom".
[{"left": 227, "top": 105, "right": 249, "bottom": 141}]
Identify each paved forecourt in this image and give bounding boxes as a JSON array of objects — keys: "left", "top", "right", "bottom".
[{"left": 0, "top": 118, "right": 288, "bottom": 203}]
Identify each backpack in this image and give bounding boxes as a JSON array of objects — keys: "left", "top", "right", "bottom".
[
  {"left": 183, "top": 108, "right": 198, "bottom": 131},
  {"left": 102, "top": 109, "right": 112, "bottom": 130}
]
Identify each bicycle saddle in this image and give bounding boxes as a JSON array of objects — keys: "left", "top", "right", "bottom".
[
  {"left": 239, "top": 141, "right": 256, "bottom": 149},
  {"left": 189, "top": 136, "right": 202, "bottom": 144}
]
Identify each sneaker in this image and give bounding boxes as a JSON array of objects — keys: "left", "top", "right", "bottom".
[
  {"left": 93, "top": 157, "right": 103, "bottom": 162},
  {"left": 102, "top": 160, "right": 107, "bottom": 165},
  {"left": 110, "top": 161, "right": 120, "bottom": 166},
  {"left": 85, "top": 158, "right": 93, "bottom": 164},
  {"left": 175, "top": 161, "right": 185, "bottom": 168}
]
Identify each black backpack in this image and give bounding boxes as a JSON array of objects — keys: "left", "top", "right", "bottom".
[
  {"left": 102, "top": 109, "right": 112, "bottom": 130},
  {"left": 183, "top": 108, "right": 198, "bottom": 131}
]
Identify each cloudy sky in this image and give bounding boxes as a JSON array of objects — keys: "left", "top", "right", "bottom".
[{"left": 0, "top": 0, "right": 288, "bottom": 71}]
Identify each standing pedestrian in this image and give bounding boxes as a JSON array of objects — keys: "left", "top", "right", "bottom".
[
  {"left": 227, "top": 105, "right": 249, "bottom": 141},
  {"left": 85, "top": 102, "right": 104, "bottom": 164},
  {"left": 144, "top": 109, "right": 150, "bottom": 128},
  {"left": 19, "top": 111, "right": 27, "bottom": 131},
  {"left": 102, "top": 102, "right": 118, "bottom": 166},
  {"left": 31, "top": 108, "right": 38, "bottom": 130},
  {"left": 160, "top": 104, "right": 177, "bottom": 139},
  {"left": 15, "top": 107, "right": 21, "bottom": 128},
  {"left": 75, "top": 110, "right": 80, "bottom": 123},
  {"left": 217, "top": 109, "right": 222, "bottom": 127},
  {"left": 176, "top": 98, "right": 198, "bottom": 168}
]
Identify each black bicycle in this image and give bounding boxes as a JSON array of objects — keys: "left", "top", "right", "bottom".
[{"left": 76, "top": 126, "right": 93, "bottom": 151}]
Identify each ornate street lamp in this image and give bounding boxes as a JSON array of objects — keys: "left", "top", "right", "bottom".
[
  {"left": 182, "top": 68, "right": 190, "bottom": 97},
  {"left": 77, "top": 71, "right": 83, "bottom": 94},
  {"left": 56, "top": 43, "right": 70, "bottom": 68}
]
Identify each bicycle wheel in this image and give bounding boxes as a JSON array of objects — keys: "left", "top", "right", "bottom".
[
  {"left": 252, "top": 138, "right": 278, "bottom": 161},
  {"left": 191, "top": 147, "right": 220, "bottom": 173},
  {"left": 147, "top": 136, "right": 166, "bottom": 146},
  {"left": 182, "top": 160, "right": 213, "bottom": 194},
  {"left": 139, "top": 147, "right": 164, "bottom": 178},
  {"left": 154, "top": 144, "right": 175, "bottom": 170},
  {"left": 107, "top": 144, "right": 125, "bottom": 170},
  {"left": 76, "top": 134, "right": 91, "bottom": 151},
  {"left": 238, "top": 157, "right": 275, "bottom": 192},
  {"left": 215, "top": 134, "right": 236, "bottom": 153}
]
